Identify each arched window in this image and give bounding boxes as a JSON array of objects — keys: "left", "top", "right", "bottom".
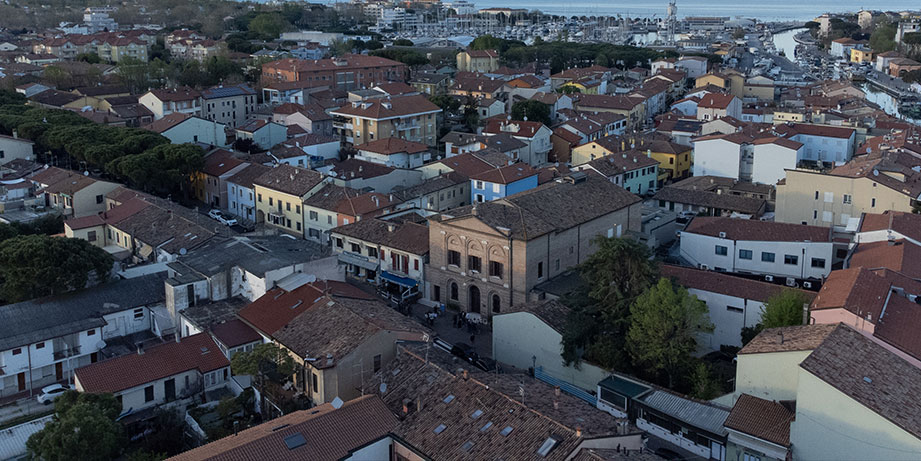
[
  {"left": 450, "top": 282, "right": 458, "bottom": 301},
  {"left": 492, "top": 294, "right": 501, "bottom": 313}
]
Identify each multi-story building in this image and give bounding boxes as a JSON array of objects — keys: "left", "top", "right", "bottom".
[
  {"left": 0, "top": 274, "right": 166, "bottom": 399},
  {"left": 29, "top": 167, "right": 121, "bottom": 218},
  {"left": 425, "top": 172, "right": 642, "bottom": 316},
  {"left": 572, "top": 146, "right": 660, "bottom": 195},
  {"left": 643, "top": 139, "right": 692, "bottom": 184},
  {"left": 139, "top": 87, "right": 202, "bottom": 120},
  {"left": 226, "top": 164, "right": 271, "bottom": 222},
  {"left": 455, "top": 49, "right": 499, "bottom": 73},
  {"left": 679, "top": 216, "right": 835, "bottom": 283},
  {"left": 354, "top": 138, "right": 431, "bottom": 169},
  {"left": 470, "top": 162, "right": 539, "bottom": 203},
  {"left": 775, "top": 150, "right": 921, "bottom": 227},
  {"left": 191, "top": 149, "right": 248, "bottom": 209},
  {"left": 331, "top": 218, "right": 429, "bottom": 301},
  {"left": 261, "top": 55, "right": 407, "bottom": 90},
  {"left": 253, "top": 164, "right": 327, "bottom": 237},
  {"left": 773, "top": 123, "right": 856, "bottom": 166},
  {"left": 201, "top": 84, "right": 257, "bottom": 128},
  {"left": 330, "top": 94, "right": 441, "bottom": 147},
  {"left": 481, "top": 119, "right": 552, "bottom": 167}
]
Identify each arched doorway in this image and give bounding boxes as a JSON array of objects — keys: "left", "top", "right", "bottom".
[
  {"left": 468, "top": 285, "right": 480, "bottom": 313},
  {"left": 492, "top": 294, "right": 501, "bottom": 313},
  {"left": 450, "top": 282, "right": 458, "bottom": 301}
]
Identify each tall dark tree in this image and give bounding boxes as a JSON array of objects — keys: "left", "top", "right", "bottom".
[
  {"left": 0, "top": 235, "right": 113, "bottom": 302},
  {"left": 561, "top": 237, "right": 658, "bottom": 369},
  {"left": 27, "top": 392, "right": 124, "bottom": 461}
]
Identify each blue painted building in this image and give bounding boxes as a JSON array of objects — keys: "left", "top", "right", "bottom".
[
  {"left": 226, "top": 163, "right": 271, "bottom": 221},
  {"left": 470, "top": 163, "right": 539, "bottom": 203}
]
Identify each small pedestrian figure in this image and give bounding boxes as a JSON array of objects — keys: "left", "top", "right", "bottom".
[{"left": 470, "top": 334, "right": 476, "bottom": 344}]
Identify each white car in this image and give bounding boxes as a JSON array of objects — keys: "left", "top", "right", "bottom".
[
  {"left": 208, "top": 209, "right": 237, "bottom": 226},
  {"left": 36, "top": 383, "right": 70, "bottom": 405}
]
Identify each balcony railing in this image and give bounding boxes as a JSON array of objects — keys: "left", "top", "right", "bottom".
[{"left": 53, "top": 346, "right": 81, "bottom": 360}]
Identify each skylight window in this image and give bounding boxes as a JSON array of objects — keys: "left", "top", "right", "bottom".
[
  {"left": 434, "top": 424, "right": 447, "bottom": 434},
  {"left": 443, "top": 395, "right": 455, "bottom": 404},
  {"left": 284, "top": 433, "right": 307, "bottom": 450},
  {"left": 461, "top": 441, "right": 474, "bottom": 452},
  {"left": 470, "top": 409, "right": 483, "bottom": 419},
  {"left": 500, "top": 426, "right": 513, "bottom": 436},
  {"left": 537, "top": 437, "right": 559, "bottom": 457},
  {"left": 480, "top": 421, "right": 493, "bottom": 432}
]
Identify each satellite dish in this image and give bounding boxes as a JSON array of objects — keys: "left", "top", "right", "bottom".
[
  {"left": 179, "top": 248, "right": 188, "bottom": 255},
  {"left": 83, "top": 171, "right": 89, "bottom": 176},
  {"left": 866, "top": 147, "right": 871, "bottom": 154},
  {"left": 873, "top": 169, "right": 879, "bottom": 176}
]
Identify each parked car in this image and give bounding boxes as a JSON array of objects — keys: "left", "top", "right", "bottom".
[
  {"left": 36, "top": 383, "right": 70, "bottom": 405},
  {"left": 208, "top": 209, "right": 237, "bottom": 226}
]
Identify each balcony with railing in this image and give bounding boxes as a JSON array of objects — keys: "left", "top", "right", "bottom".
[{"left": 53, "top": 345, "right": 81, "bottom": 360}]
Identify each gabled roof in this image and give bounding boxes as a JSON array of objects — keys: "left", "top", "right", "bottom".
[
  {"left": 252, "top": 164, "right": 325, "bottom": 197},
  {"left": 147, "top": 86, "right": 201, "bottom": 102},
  {"left": 739, "top": 324, "right": 838, "bottom": 355},
  {"left": 332, "top": 218, "right": 430, "bottom": 255},
  {"left": 335, "top": 191, "right": 400, "bottom": 218},
  {"left": 330, "top": 94, "right": 440, "bottom": 120},
  {"left": 683, "top": 216, "right": 831, "bottom": 243},
  {"left": 144, "top": 112, "right": 196, "bottom": 133},
  {"left": 811, "top": 267, "right": 891, "bottom": 323},
  {"left": 661, "top": 265, "right": 814, "bottom": 304},
  {"left": 75, "top": 333, "right": 229, "bottom": 393},
  {"left": 201, "top": 84, "right": 255, "bottom": 100},
  {"left": 482, "top": 119, "right": 548, "bottom": 139},
  {"left": 469, "top": 162, "right": 538, "bottom": 184},
  {"left": 582, "top": 149, "right": 658, "bottom": 175},
  {"left": 800, "top": 324, "right": 921, "bottom": 440},
  {"left": 574, "top": 94, "right": 643, "bottom": 111},
  {"left": 698, "top": 93, "right": 737, "bottom": 109},
  {"left": 201, "top": 149, "right": 245, "bottom": 177},
  {"left": 500, "top": 299, "right": 571, "bottom": 333},
  {"left": 858, "top": 211, "right": 921, "bottom": 243},
  {"left": 433, "top": 172, "right": 640, "bottom": 240},
  {"left": 0, "top": 273, "right": 166, "bottom": 352},
  {"left": 849, "top": 239, "right": 921, "bottom": 279},
  {"left": 238, "top": 284, "right": 326, "bottom": 336},
  {"left": 356, "top": 137, "right": 428, "bottom": 156},
  {"left": 169, "top": 395, "right": 397, "bottom": 461},
  {"left": 226, "top": 163, "right": 272, "bottom": 189},
  {"left": 724, "top": 394, "right": 793, "bottom": 447}
]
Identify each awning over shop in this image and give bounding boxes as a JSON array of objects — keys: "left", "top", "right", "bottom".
[
  {"left": 380, "top": 271, "right": 418, "bottom": 288},
  {"left": 338, "top": 251, "right": 378, "bottom": 270}
]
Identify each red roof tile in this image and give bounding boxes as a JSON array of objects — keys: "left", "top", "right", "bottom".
[
  {"left": 75, "top": 333, "right": 229, "bottom": 393},
  {"left": 238, "top": 284, "right": 326, "bottom": 336}
]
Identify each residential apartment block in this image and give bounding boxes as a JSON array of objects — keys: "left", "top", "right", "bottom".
[
  {"left": 261, "top": 55, "right": 407, "bottom": 90},
  {"left": 201, "top": 84, "right": 257, "bottom": 128},
  {"left": 330, "top": 94, "right": 441, "bottom": 146}
]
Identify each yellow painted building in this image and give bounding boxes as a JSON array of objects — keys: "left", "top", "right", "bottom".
[
  {"left": 253, "top": 164, "right": 326, "bottom": 237},
  {"left": 776, "top": 162, "right": 919, "bottom": 226},
  {"left": 644, "top": 140, "right": 692, "bottom": 183},
  {"left": 850, "top": 48, "right": 874, "bottom": 64},
  {"left": 456, "top": 49, "right": 500, "bottom": 73}
]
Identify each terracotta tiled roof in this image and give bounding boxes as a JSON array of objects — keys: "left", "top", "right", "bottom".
[
  {"left": 469, "top": 162, "right": 538, "bottom": 185},
  {"left": 501, "top": 299, "right": 571, "bottom": 333},
  {"left": 169, "top": 395, "right": 397, "bottom": 461},
  {"left": 858, "top": 211, "right": 921, "bottom": 243},
  {"left": 574, "top": 94, "right": 643, "bottom": 111},
  {"left": 662, "top": 265, "right": 815, "bottom": 303},
  {"left": 482, "top": 119, "right": 547, "bottom": 139},
  {"left": 752, "top": 136, "right": 804, "bottom": 150},
  {"left": 582, "top": 148, "right": 658, "bottom": 176},
  {"left": 724, "top": 394, "right": 793, "bottom": 447},
  {"left": 238, "top": 284, "right": 326, "bottom": 336},
  {"left": 739, "top": 323, "right": 838, "bottom": 355},
  {"left": 774, "top": 123, "right": 855, "bottom": 139},
  {"left": 434, "top": 172, "right": 640, "bottom": 240},
  {"left": 684, "top": 216, "right": 831, "bottom": 242},
  {"left": 330, "top": 94, "right": 440, "bottom": 119},
  {"left": 144, "top": 112, "right": 194, "bottom": 133},
  {"left": 800, "top": 324, "right": 921, "bottom": 440},
  {"left": 811, "top": 267, "right": 891, "bottom": 323},
  {"left": 356, "top": 137, "right": 428, "bottom": 156},
  {"left": 201, "top": 149, "right": 245, "bottom": 177},
  {"left": 226, "top": 163, "right": 271, "bottom": 189},
  {"left": 849, "top": 239, "right": 921, "bottom": 279},
  {"left": 252, "top": 164, "right": 325, "bottom": 197},
  {"left": 75, "top": 333, "right": 228, "bottom": 393},
  {"left": 335, "top": 191, "right": 400, "bottom": 218},
  {"left": 273, "top": 295, "right": 428, "bottom": 364},
  {"left": 333, "top": 218, "right": 430, "bottom": 255},
  {"left": 326, "top": 158, "right": 394, "bottom": 180},
  {"left": 263, "top": 54, "right": 405, "bottom": 74}
]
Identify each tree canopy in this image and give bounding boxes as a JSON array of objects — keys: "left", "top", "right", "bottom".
[
  {"left": 561, "top": 237, "right": 658, "bottom": 370},
  {"left": 627, "top": 277, "right": 713, "bottom": 387},
  {"left": 741, "top": 289, "right": 808, "bottom": 345},
  {"left": 510, "top": 100, "right": 551, "bottom": 126},
  {"left": 869, "top": 22, "right": 897, "bottom": 52},
  {"left": 27, "top": 392, "right": 124, "bottom": 461},
  {"left": 231, "top": 342, "right": 295, "bottom": 378},
  {"left": 107, "top": 143, "right": 205, "bottom": 196},
  {"left": 0, "top": 235, "right": 113, "bottom": 303},
  {"left": 369, "top": 48, "right": 429, "bottom": 67}
]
